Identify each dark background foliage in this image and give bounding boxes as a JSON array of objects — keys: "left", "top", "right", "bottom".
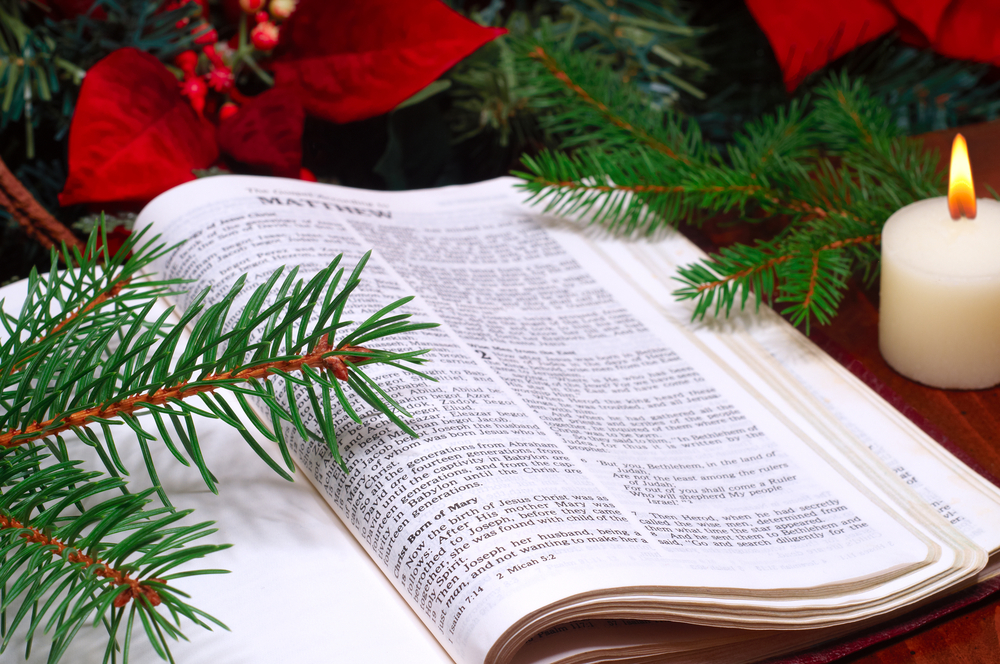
[{"left": 1, "top": 0, "right": 997, "bottom": 285}]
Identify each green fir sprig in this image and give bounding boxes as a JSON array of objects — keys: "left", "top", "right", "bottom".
[
  {"left": 514, "top": 39, "right": 947, "bottom": 329},
  {"left": 0, "top": 223, "right": 435, "bottom": 661}
]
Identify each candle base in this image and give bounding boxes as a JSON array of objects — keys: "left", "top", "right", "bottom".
[
  {"left": 879, "top": 284, "right": 1000, "bottom": 389},
  {"left": 880, "top": 352, "right": 1000, "bottom": 391},
  {"left": 878, "top": 273, "right": 1000, "bottom": 389},
  {"left": 878, "top": 199, "right": 1000, "bottom": 390}
]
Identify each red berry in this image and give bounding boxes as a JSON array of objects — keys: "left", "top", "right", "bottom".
[
  {"left": 239, "top": 0, "right": 265, "bottom": 12},
  {"left": 299, "top": 167, "right": 317, "bottom": 182},
  {"left": 219, "top": 102, "right": 240, "bottom": 120},
  {"left": 250, "top": 21, "right": 279, "bottom": 50},
  {"left": 270, "top": 0, "right": 296, "bottom": 20},
  {"left": 255, "top": 10, "right": 268, "bottom": 23},
  {"left": 203, "top": 44, "right": 224, "bottom": 68},
  {"left": 174, "top": 50, "right": 198, "bottom": 74}
]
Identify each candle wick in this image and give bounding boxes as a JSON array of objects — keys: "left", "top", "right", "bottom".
[{"left": 949, "top": 196, "right": 977, "bottom": 221}]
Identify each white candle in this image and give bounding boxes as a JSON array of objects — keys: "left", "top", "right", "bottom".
[{"left": 879, "top": 196, "right": 1000, "bottom": 388}]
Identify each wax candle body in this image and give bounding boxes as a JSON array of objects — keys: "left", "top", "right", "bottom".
[{"left": 879, "top": 197, "right": 1000, "bottom": 389}]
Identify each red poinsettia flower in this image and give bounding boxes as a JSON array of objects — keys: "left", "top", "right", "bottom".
[
  {"left": 269, "top": 0, "right": 505, "bottom": 123},
  {"left": 745, "top": 0, "right": 1000, "bottom": 91},
  {"left": 59, "top": 0, "right": 504, "bottom": 206},
  {"left": 58, "top": 49, "right": 218, "bottom": 206}
]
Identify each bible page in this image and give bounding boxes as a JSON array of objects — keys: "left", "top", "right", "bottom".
[{"left": 601, "top": 230, "right": 1000, "bottom": 557}]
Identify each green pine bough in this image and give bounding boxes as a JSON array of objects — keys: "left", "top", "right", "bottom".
[
  {"left": 0, "top": 226, "right": 435, "bottom": 662},
  {"left": 513, "top": 39, "right": 953, "bottom": 330}
]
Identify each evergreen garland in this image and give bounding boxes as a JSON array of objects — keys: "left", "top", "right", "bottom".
[
  {"left": 514, "top": 39, "right": 946, "bottom": 329},
  {"left": 440, "top": 0, "right": 707, "bottom": 182}
]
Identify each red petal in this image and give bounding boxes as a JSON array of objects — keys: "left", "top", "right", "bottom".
[
  {"left": 59, "top": 49, "right": 218, "bottom": 206},
  {"left": 269, "top": 0, "right": 505, "bottom": 123},
  {"left": 217, "top": 88, "right": 305, "bottom": 178},
  {"left": 930, "top": 0, "right": 1000, "bottom": 66},
  {"left": 744, "top": 0, "right": 898, "bottom": 91}
]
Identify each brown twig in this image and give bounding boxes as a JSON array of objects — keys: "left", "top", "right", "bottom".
[
  {"left": 0, "top": 335, "right": 368, "bottom": 449},
  {"left": 821, "top": 233, "right": 881, "bottom": 251},
  {"left": 0, "top": 153, "right": 83, "bottom": 252},
  {"left": 531, "top": 176, "right": 765, "bottom": 198},
  {"left": 693, "top": 254, "right": 793, "bottom": 293},
  {"left": 0, "top": 512, "right": 162, "bottom": 607},
  {"left": 693, "top": 234, "right": 881, "bottom": 294},
  {"left": 535, "top": 179, "right": 682, "bottom": 195},
  {"left": 47, "top": 276, "right": 132, "bottom": 338},
  {"left": 836, "top": 91, "right": 872, "bottom": 145},
  {"left": 9, "top": 275, "right": 133, "bottom": 374},
  {"left": 801, "top": 251, "right": 822, "bottom": 311}
]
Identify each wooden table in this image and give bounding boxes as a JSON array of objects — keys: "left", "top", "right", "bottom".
[{"left": 684, "top": 120, "right": 1000, "bottom": 664}]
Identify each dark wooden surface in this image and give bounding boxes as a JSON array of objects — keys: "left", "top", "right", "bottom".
[{"left": 821, "top": 120, "right": 1000, "bottom": 664}]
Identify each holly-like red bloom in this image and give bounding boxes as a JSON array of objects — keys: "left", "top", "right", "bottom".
[
  {"left": 180, "top": 76, "right": 208, "bottom": 114},
  {"left": 206, "top": 65, "right": 234, "bottom": 92}
]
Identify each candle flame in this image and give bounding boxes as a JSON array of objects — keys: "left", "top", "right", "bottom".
[{"left": 948, "top": 133, "right": 976, "bottom": 220}]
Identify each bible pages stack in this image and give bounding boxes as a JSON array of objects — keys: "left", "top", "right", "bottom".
[{"left": 67, "top": 175, "right": 1000, "bottom": 664}]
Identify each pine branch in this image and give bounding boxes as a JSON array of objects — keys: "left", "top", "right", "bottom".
[
  {"left": 515, "top": 39, "right": 709, "bottom": 161},
  {"left": 518, "top": 147, "right": 768, "bottom": 232},
  {"left": 673, "top": 233, "right": 881, "bottom": 331},
  {"left": 3, "top": 246, "right": 435, "bottom": 481},
  {"left": 516, "top": 47, "right": 847, "bottom": 228},
  {"left": 527, "top": 45, "right": 690, "bottom": 162},
  {"left": 4, "top": 224, "right": 183, "bottom": 378},
  {"left": 0, "top": 221, "right": 436, "bottom": 660},
  {"left": 544, "top": 0, "right": 709, "bottom": 98},
  {"left": 59, "top": 0, "right": 201, "bottom": 62},
  {"left": 515, "top": 41, "right": 942, "bottom": 327},
  {"left": 0, "top": 445, "right": 226, "bottom": 663},
  {"left": 0, "top": 336, "right": 377, "bottom": 450},
  {"left": 813, "top": 73, "right": 943, "bottom": 203}
]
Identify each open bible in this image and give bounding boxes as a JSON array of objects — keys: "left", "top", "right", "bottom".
[{"left": 20, "top": 176, "right": 1000, "bottom": 664}]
